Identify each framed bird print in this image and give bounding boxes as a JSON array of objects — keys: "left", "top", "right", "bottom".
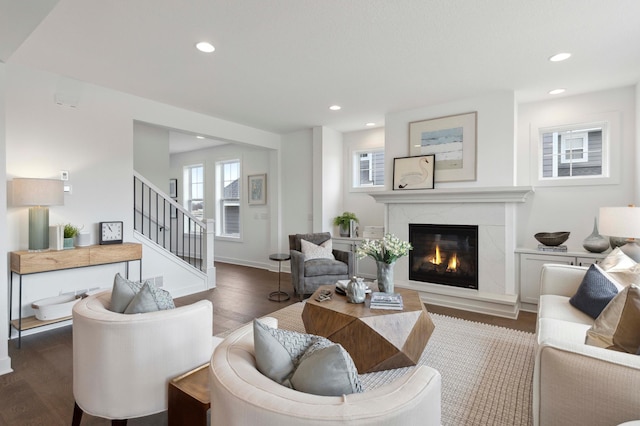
[
  {"left": 393, "top": 155, "right": 435, "bottom": 190},
  {"left": 409, "top": 111, "right": 477, "bottom": 182}
]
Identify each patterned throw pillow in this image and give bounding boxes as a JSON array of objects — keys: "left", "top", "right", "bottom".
[
  {"left": 109, "top": 273, "right": 144, "bottom": 313},
  {"left": 290, "top": 339, "right": 363, "bottom": 396},
  {"left": 569, "top": 264, "right": 625, "bottom": 319},
  {"left": 301, "top": 238, "right": 335, "bottom": 260},
  {"left": 123, "top": 281, "right": 175, "bottom": 314},
  {"left": 253, "top": 319, "right": 363, "bottom": 395},
  {"left": 253, "top": 319, "right": 321, "bottom": 384},
  {"left": 586, "top": 284, "right": 640, "bottom": 353}
]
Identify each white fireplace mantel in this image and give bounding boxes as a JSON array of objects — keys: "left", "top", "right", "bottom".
[
  {"left": 369, "top": 186, "right": 534, "bottom": 204},
  {"left": 369, "top": 185, "right": 534, "bottom": 319}
]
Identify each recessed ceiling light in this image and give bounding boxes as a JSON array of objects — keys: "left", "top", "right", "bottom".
[
  {"left": 196, "top": 135, "right": 205, "bottom": 139},
  {"left": 549, "top": 88, "right": 566, "bottom": 95},
  {"left": 366, "top": 122, "right": 376, "bottom": 127},
  {"left": 329, "top": 105, "right": 341, "bottom": 111},
  {"left": 549, "top": 53, "right": 571, "bottom": 62},
  {"left": 196, "top": 42, "right": 215, "bottom": 53}
]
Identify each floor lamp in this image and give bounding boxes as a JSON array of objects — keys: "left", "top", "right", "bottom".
[
  {"left": 599, "top": 206, "right": 640, "bottom": 262},
  {"left": 12, "top": 178, "right": 64, "bottom": 251}
]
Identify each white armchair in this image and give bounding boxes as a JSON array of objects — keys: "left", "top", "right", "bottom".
[{"left": 71, "top": 291, "right": 213, "bottom": 425}]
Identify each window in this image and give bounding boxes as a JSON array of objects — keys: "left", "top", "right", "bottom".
[
  {"left": 183, "top": 164, "right": 204, "bottom": 220},
  {"left": 353, "top": 149, "right": 384, "bottom": 188},
  {"left": 539, "top": 123, "right": 606, "bottom": 180},
  {"left": 216, "top": 159, "right": 240, "bottom": 237}
]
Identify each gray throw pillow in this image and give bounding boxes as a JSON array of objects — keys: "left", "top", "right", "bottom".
[
  {"left": 109, "top": 273, "right": 143, "bottom": 313},
  {"left": 289, "top": 340, "right": 363, "bottom": 396},
  {"left": 569, "top": 264, "right": 624, "bottom": 319},
  {"left": 253, "top": 319, "right": 321, "bottom": 384},
  {"left": 123, "top": 281, "right": 175, "bottom": 314}
]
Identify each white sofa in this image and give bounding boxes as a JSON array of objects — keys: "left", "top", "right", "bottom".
[
  {"left": 209, "top": 317, "right": 442, "bottom": 425},
  {"left": 534, "top": 264, "right": 640, "bottom": 426}
]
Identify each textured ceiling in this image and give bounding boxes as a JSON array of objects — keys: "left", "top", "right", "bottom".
[{"left": 3, "top": 0, "right": 640, "bottom": 134}]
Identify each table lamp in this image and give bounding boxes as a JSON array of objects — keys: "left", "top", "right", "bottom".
[
  {"left": 598, "top": 206, "right": 640, "bottom": 261},
  {"left": 12, "top": 178, "right": 64, "bottom": 251}
]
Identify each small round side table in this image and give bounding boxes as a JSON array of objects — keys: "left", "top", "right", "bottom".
[{"left": 268, "top": 253, "right": 291, "bottom": 302}]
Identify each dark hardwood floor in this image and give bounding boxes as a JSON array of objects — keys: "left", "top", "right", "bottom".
[{"left": 0, "top": 262, "right": 535, "bottom": 425}]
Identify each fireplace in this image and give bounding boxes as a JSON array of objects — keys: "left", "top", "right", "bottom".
[{"left": 409, "top": 224, "right": 478, "bottom": 290}]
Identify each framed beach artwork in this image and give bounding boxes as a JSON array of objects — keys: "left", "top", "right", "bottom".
[
  {"left": 248, "top": 173, "right": 267, "bottom": 205},
  {"left": 393, "top": 155, "right": 435, "bottom": 190},
  {"left": 409, "top": 111, "right": 477, "bottom": 182}
]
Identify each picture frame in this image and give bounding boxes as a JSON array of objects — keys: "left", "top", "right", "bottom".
[
  {"left": 169, "top": 178, "right": 178, "bottom": 198},
  {"left": 409, "top": 111, "right": 477, "bottom": 182},
  {"left": 170, "top": 198, "right": 178, "bottom": 219},
  {"left": 248, "top": 173, "right": 267, "bottom": 205},
  {"left": 393, "top": 155, "right": 435, "bottom": 190}
]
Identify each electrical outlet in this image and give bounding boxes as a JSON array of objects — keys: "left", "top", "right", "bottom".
[{"left": 60, "top": 170, "right": 69, "bottom": 181}]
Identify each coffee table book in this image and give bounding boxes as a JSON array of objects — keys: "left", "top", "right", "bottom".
[{"left": 370, "top": 292, "right": 404, "bottom": 310}]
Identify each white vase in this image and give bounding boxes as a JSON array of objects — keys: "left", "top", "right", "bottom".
[{"left": 376, "top": 261, "right": 395, "bottom": 293}]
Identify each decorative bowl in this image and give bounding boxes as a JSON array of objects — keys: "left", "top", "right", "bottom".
[{"left": 534, "top": 232, "right": 570, "bottom": 246}]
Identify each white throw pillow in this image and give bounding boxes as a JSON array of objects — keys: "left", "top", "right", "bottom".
[
  {"left": 301, "top": 238, "right": 335, "bottom": 260},
  {"left": 600, "top": 247, "right": 640, "bottom": 286}
]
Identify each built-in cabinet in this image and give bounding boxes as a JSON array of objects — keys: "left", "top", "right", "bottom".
[
  {"left": 516, "top": 248, "right": 607, "bottom": 312},
  {"left": 332, "top": 237, "right": 377, "bottom": 279}
]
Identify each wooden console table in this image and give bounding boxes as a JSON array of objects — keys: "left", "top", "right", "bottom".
[{"left": 9, "top": 243, "right": 142, "bottom": 348}]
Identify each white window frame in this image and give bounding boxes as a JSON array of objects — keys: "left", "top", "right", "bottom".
[
  {"left": 558, "top": 131, "right": 589, "bottom": 164},
  {"left": 531, "top": 111, "right": 620, "bottom": 187},
  {"left": 215, "top": 159, "right": 241, "bottom": 239},
  {"left": 351, "top": 148, "right": 385, "bottom": 192},
  {"left": 183, "top": 164, "right": 204, "bottom": 223}
]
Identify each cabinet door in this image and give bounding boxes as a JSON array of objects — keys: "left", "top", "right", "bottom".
[
  {"left": 576, "top": 257, "right": 600, "bottom": 267},
  {"left": 519, "top": 253, "right": 575, "bottom": 305}
]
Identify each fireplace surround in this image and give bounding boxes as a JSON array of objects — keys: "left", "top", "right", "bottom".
[{"left": 370, "top": 187, "right": 533, "bottom": 318}]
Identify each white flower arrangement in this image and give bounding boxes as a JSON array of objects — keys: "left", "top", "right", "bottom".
[{"left": 356, "top": 233, "right": 412, "bottom": 264}]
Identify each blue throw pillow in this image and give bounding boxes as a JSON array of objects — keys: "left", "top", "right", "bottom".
[{"left": 569, "top": 264, "right": 624, "bottom": 319}]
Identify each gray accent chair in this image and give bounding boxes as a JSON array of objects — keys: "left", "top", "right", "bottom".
[{"left": 289, "top": 232, "right": 354, "bottom": 300}]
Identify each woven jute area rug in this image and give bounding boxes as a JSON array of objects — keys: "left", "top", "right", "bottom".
[{"left": 260, "top": 302, "right": 535, "bottom": 426}]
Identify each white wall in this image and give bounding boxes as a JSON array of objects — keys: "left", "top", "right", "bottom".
[
  {"left": 170, "top": 143, "right": 275, "bottom": 269},
  {"left": 637, "top": 82, "right": 640, "bottom": 204},
  {"left": 313, "top": 126, "right": 343, "bottom": 232},
  {"left": 516, "top": 86, "right": 636, "bottom": 251},
  {"left": 281, "top": 129, "right": 314, "bottom": 238},
  {"left": 0, "top": 63, "right": 11, "bottom": 375},
  {"left": 2, "top": 63, "right": 281, "bottom": 369},
  {"left": 133, "top": 121, "right": 170, "bottom": 192},
  {"left": 342, "top": 127, "right": 385, "bottom": 234},
  {"left": 385, "top": 91, "right": 517, "bottom": 189}
]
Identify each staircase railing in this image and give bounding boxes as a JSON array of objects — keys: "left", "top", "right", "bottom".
[{"left": 133, "top": 172, "right": 213, "bottom": 277}]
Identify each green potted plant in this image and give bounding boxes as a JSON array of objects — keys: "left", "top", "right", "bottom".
[
  {"left": 333, "top": 212, "right": 359, "bottom": 237},
  {"left": 63, "top": 223, "right": 80, "bottom": 249}
]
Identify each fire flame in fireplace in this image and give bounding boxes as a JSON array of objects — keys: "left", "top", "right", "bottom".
[
  {"left": 429, "top": 245, "right": 442, "bottom": 265},
  {"left": 428, "top": 244, "right": 459, "bottom": 272},
  {"left": 447, "top": 253, "right": 458, "bottom": 272}
]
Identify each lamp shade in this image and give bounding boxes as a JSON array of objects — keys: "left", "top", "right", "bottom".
[
  {"left": 12, "top": 178, "right": 64, "bottom": 206},
  {"left": 598, "top": 206, "right": 640, "bottom": 238}
]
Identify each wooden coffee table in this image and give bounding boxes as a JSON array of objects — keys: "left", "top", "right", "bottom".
[{"left": 302, "top": 285, "right": 435, "bottom": 373}]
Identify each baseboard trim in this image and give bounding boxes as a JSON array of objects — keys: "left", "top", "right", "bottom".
[
  {"left": 398, "top": 282, "right": 520, "bottom": 319},
  {"left": 0, "top": 356, "right": 13, "bottom": 376}
]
